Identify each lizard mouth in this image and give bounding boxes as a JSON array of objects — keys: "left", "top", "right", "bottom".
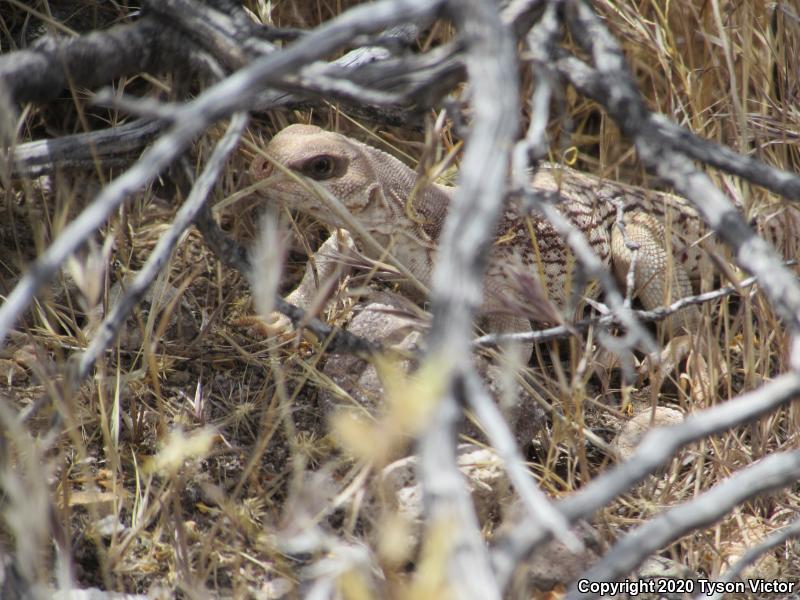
[{"left": 250, "top": 154, "right": 273, "bottom": 180}]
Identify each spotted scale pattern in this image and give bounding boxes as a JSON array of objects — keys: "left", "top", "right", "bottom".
[{"left": 254, "top": 125, "right": 799, "bottom": 334}]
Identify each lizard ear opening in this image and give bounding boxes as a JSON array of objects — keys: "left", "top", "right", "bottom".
[{"left": 295, "top": 154, "right": 348, "bottom": 180}]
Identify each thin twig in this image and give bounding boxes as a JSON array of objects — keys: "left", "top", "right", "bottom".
[
  {"left": 75, "top": 112, "right": 248, "bottom": 380},
  {"left": 473, "top": 273, "right": 764, "bottom": 347}
]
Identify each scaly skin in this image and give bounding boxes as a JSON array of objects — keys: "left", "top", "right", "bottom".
[
  {"left": 250, "top": 124, "right": 800, "bottom": 399},
  {"left": 252, "top": 125, "right": 710, "bottom": 325}
]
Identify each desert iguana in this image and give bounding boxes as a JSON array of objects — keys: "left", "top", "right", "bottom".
[{"left": 250, "top": 124, "right": 799, "bottom": 396}]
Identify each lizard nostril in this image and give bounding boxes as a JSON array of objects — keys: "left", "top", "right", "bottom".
[{"left": 251, "top": 155, "right": 273, "bottom": 179}]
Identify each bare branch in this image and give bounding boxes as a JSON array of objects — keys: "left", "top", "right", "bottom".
[
  {"left": 549, "top": 51, "right": 800, "bottom": 201},
  {"left": 561, "top": 0, "right": 800, "bottom": 334},
  {"left": 75, "top": 112, "right": 248, "bottom": 380},
  {"left": 566, "top": 451, "right": 800, "bottom": 598},
  {"left": 651, "top": 114, "right": 800, "bottom": 203},
  {"left": 473, "top": 272, "right": 764, "bottom": 347},
  {"left": 5, "top": 119, "right": 163, "bottom": 179},
  {"left": 0, "top": 0, "right": 446, "bottom": 349},
  {"left": 705, "top": 517, "right": 800, "bottom": 600},
  {"left": 0, "top": 16, "right": 180, "bottom": 106},
  {"left": 510, "top": 1, "right": 651, "bottom": 381},
  {"left": 144, "top": 0, "right": 277, "bottom": 69},
  {"left": 414, "top": 0, "right": 521, "bottom": 595},
  {"left": 4, "top": 0, "right": 549, "bottom": 182},
  {"left": 491, "top": 371, "right": 800, "bottom": 588}
]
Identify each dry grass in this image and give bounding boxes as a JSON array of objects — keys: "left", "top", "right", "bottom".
[{"left": 2, "top": 0, "right": 800, "bottom": 598}]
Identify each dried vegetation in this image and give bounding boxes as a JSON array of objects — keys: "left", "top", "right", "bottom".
[{"left": 1, "top": 0, "right": 800, "bottom": 598}]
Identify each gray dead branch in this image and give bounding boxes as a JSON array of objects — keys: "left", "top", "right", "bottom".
[
  {"left": 473, "top": 272, "right": 767, "bottom": 347},
  {"left": 561, "top": 0, "right": 800, "bottom": 337},
  {"left": 0, "top": 0, "right": 447, "bottom": 348},
  {"left": 565, "top": 450, "right": 800, "bottom": 599},
  {"left": 705, "top": 516, "right": 800, "bottom": 600},
  {"left": 74, "top": 112, "right": 249, "bottom": 380},
  {"left": 415, "top": 1, "right": 525, "bottom": 596},
  {"left": 490, "top": 371, "right": 800, "bottom": 590}
]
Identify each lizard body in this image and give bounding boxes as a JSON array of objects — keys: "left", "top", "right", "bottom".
[{"left": 250, "top": 124, "right": 800, "bottom": 374}]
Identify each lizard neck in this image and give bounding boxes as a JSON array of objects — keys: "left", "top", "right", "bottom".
[
  {"left": 362, "top": 147, "right": 453, "bottom": 233},
  {"left": 355, "top": 145, "right": 453, "bottom": 292}
]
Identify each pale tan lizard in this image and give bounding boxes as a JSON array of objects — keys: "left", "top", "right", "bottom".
[{"left": 249, "top": 123, "right": 800, "bottom": 395}]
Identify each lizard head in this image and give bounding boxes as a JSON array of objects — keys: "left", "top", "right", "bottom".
[{"left": 251, "top": 124, "right": 382, "bottom": 226}]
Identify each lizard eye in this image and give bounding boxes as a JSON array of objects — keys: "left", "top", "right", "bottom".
[{"left": 301, "top": 155, "right": 337, "bottom": 180}]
